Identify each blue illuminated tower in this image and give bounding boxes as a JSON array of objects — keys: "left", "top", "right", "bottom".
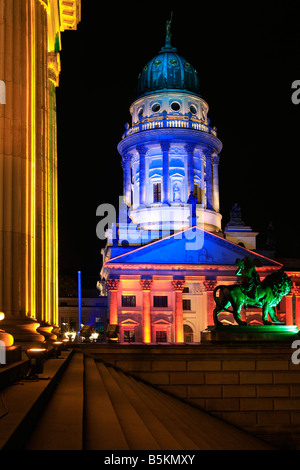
[{"left": 116, "top": 24, "right": 223, "bottom": 244}]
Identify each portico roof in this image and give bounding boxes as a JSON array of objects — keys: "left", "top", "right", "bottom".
[{"left": 104, "top": 227, "right": 282, "bottom": 269}]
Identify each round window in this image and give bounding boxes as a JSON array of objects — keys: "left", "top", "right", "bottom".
[
  {"left": 170, "top": 58, "right": 178, "bottom": 65},
  {"left": 171, "top": 102, "right": 181, "bottom": 111},
  {"left": 190, "top": 105, "right": 197, "bottom": 114},
  {"left": 152, "top": 103, "right": 161, "bottom": 113}
]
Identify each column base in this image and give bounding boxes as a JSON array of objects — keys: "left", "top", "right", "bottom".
[
  {"left": 0, "top": 329, "right": 14, "bottom": 347},
  {"left": 36, "top": 322, "right": 58, "bottom": 341},
  {"left": 0, "top": 317, "right": 45, "bottom": 344}
]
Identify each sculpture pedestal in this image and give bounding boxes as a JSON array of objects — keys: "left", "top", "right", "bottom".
[{"left": 201, "top": 324, "right": 300, "bottom": 343}]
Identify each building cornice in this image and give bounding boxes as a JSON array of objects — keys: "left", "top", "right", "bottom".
[{"left": 117, "top": 127, "right": 223, "bottom": 156}]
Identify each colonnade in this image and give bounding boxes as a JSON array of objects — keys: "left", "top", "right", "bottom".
[
  {"left": 121, "top": 142, "right": 220, "bottom": 213},
  {"left": 0, "top": 0, "right": 74, "bottom": 341},
  {"left": 106, "top": 277, "right": 220, "bottom": 343}
]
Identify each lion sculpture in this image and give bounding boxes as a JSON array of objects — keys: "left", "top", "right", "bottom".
[{"left": 213, "top": 257, "right": 292, "bottom": 326}]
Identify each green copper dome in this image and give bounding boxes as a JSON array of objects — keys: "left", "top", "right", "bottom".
[{"left": 137, "top": 44, "right": 201, "bottom": 98}]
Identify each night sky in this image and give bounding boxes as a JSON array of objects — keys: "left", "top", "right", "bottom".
[{"left": 56, "top": 1, "right": 300, "bottom": 289}]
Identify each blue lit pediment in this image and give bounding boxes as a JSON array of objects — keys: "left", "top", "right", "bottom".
[{"left": 105, "top": 227, "right": 282, "bottom": 268}]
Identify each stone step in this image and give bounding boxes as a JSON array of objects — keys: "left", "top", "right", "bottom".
[
  {"left": 98, "top": 361, "right": 274, "bottom": 450},
  {"left": 95, "top": 361, "right": 161, "bottom": 450},
  {"left": 106, "top": 364, "right": 185, "bottom": 450},
  {"left": 24, "top": 352, "right": 84, "bottom": 450},
  {"left": 0, "top": 349, "right": 73, "bottom": 450},
  {"left": 111, "top": 365, "right": 219, "bottom": 450},
  {"left": 83, "top": 357, "right": 128, "bottom": 450}
]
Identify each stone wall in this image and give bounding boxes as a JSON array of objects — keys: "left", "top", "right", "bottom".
[{"left": 85, "top": 343, "right": 300, "bottom": 450}]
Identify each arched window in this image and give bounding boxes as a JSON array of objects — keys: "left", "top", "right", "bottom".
[{"left": 183, "top": 324, "right": 193, "bottom": 342}]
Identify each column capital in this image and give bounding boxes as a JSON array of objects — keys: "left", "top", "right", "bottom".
[
  {"left": 171, "top": 279, "right": 185, "bottom": 292},
  {"left": 122, "top": 152, "right": 132, "bottom": 162},
  {"left": 184, "top": 143, "right": 196, "bottom": 154},
  {"left": 140, "top": 279, "right": 153, "bottom": 291},
  {"left": 202, "top": 148, "right": 214, "bottom": 160},
  {"left": 212, "top": 155, "right": 220, "bottom": 165},
  {"left": 203, "top": 280, "right": 217, "bottom": 292},
  {"left": 291, "top": 283, "right": 300, "bottom": 296},
  {"left": 136, "top": 144, "right": 148, "bottom": 156},
  {"left": 160, "top": 141, "right": 171, "bottom": 152},
  {"left": 48, "top": 52, "right": 61, "bottom": 87},
  {"left": 106, "top": 278, "right": 120, "bottom": 291}
]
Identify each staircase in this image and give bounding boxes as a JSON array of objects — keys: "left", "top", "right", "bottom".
[{"left": 18, "top": 351, "right": 273, "bottom": 450}]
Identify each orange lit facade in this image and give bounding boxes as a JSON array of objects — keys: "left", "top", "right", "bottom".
[
  {"left": 101, "top": 27, "right": 300, "bottom": 343},
  {"left": 0, "top": 0, "right": 80, "bottom": 341},
  {"left": 102, "top": 228, "right": 300, "bottom": 343}
]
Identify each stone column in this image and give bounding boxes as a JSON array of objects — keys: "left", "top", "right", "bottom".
[
  {"left": 0, "top": 0, "right": 45, "bottom": 343},
  {"left": 121, "top": 153, "right": 132, "bottom": 206},
  {"left": 292, "top": 284, "right": 300, "bottom": 327},
  {"left": 204, "top": 149, "right": 214, "bottom": 211},
  {"left": 106, "top": 278, "right": 120, "bottom": 325},
  {"left": 161, "top": 141, "right": 170, "bottom": 205},
  {"left": 212, "top": 155, "right": 220, "bottom": 213},
  {"left": 140, "top": 278, "right": 153, "bottom": 343},
  {"left": 203, "top": 280, "right": 217, "bottom": 326},
  {"left": 137, "top": 144, "right": 147, "bottom": 207},
  {"left": 185, "top": 143, "right": 195, "bottom": 196},
  {"left": 285, "top": 294, "right": 294, "bottom": 325},
  {"left": 172, "top": 278, "right": 185, "bottom": 342}
]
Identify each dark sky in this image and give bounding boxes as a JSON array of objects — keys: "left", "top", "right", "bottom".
[{"left": 56, "top": 1, "right": 300, "bottom": 288}]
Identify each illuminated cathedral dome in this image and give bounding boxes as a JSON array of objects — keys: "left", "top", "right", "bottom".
[{"left": 137, "top": 44, "right": 201, "bottom": 98}]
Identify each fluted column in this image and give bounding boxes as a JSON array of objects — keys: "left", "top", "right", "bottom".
[
  {"left": 203, "top": 280, "right": 217, "bottom": 326},
  {"left": 0, "top": 0, "right": 78, "bottom": 342},
  {"left": 212, "top": 155, "right": 220, "bottom": 212},
  {"left": 185, "top": 143, "right": 195, "bottom": 197},
  {"left": 204, "top": 149, "right": 214, "bottom": 211},
  {"left": 140, "top": 278, "right": 153, "bottom": 343},
  {"left": 106, "top": 278, "right": 120, "bottom": 325},
  {"left": 172, "top": 278, "right": 185, "bottom": 342},
  {"left": 161, "top": 141, "right": 170, "bottom": 205},
  {"left": 137, "top": 144, "right": 147, "bottom": 207},
  {"left": 0, "top": 0, "right": 45, "bottom": 342},
  {"left": 121, "top": 153, "right": 132, "bottom": 206}
]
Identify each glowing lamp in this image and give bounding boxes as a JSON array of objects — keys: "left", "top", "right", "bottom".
[
  {"left": 0, "top": 312, "right": 14, "bottom": 347},
  {"left": 52, "top": 341, "right": 64, "bottom": 358},
  {"left": 25, "top": 348, "right": 48, "bottom": 379},
  {"left": 65, "top": 331, "right": 76, "bottom": 342},
  {"left": 90, "top": 332, "right": 99, "bottom": 342},
  {"left": 106, "top": 324, "right": 119, "bottom": 343}
]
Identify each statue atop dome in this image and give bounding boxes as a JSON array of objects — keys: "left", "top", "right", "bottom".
[{"left": 165, "top": 12, "right": 173, "bottom": 46}]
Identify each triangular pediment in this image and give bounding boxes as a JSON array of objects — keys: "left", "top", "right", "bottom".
[
  {"left": 153, "top": 319, "right": 172, "bottom": 325},
  {"left": 105, "top": 227, "right": 281, "bottom": 267},
  {"left": 120, "top": 318, "right": 140, "bottom": 326}
]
